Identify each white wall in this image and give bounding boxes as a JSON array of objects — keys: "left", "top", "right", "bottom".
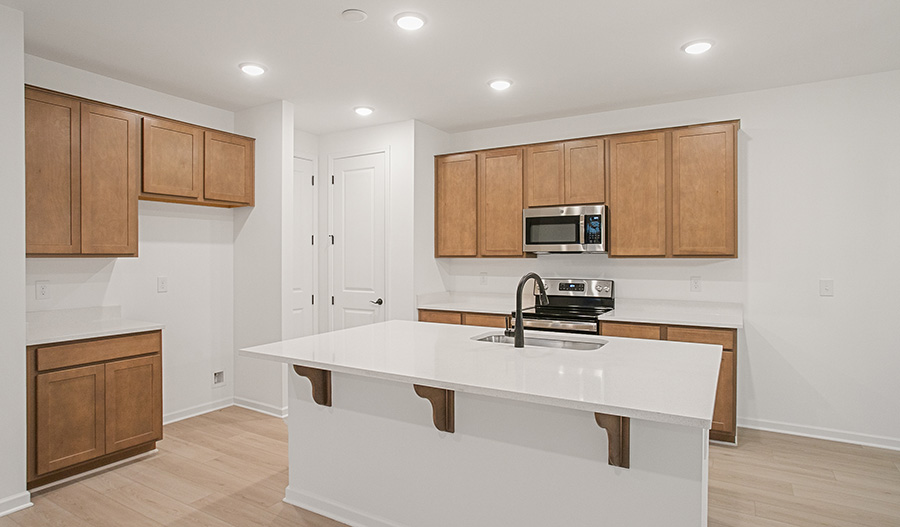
[
  {"left": 0, "top": 5, "right": 30, "bottom": 517},
  {"left": 433, "top": 70, "right": 900, "bottom": 449},
  {"left": 413, "top": 121, "right": 451, "bottom": 296},
  {"left": 317, "top": 120, "right": 418, "bottom": 328},
  {"left": 233, "top": 101, "right": 294, "bottom": 416},
  {"left": 22, "top": 57, "right": 238, "bottom": 423}
]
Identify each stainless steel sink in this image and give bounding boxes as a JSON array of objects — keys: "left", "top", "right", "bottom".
[{"left": 472, "top": 332, "right": 605, "bottom": 351}]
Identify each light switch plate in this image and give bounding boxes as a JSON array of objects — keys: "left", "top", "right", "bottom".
[{"left": 819, "top": 279, "right": 834, "bottom": 297}]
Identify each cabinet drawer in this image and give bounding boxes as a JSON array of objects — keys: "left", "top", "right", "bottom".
[
  {"left": 601, "top": 322, "right": 661, "bottom": 340},
  {"left": 462, "top": 313, "right": 508, "bottom": 328},
  {"left": 666, "top": 327, "right": 735, "bottom": 351},
  {"left": 36, "top": 331, "right": 161, "bottom": 372},
  {"left": 418, "top": 310, "right": 462, "bottom": 325}
]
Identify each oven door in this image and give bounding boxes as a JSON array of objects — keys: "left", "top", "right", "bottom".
[
  {"left": 523, "top": 207, "right": 584, "bottom": 252},
  {"left": 510, "top": 317, "right": 600, "bottom": 335}
]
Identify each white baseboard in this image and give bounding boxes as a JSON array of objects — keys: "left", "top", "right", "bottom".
[
  {"left": 0, "top": 491, "right": 32, "bottom": 518},
  {"left": 163, "top": 397, "right": 234, "bottom": 425},
  {"left": 284, "top": 486, "right": 402, "bottom": 527},
  {"left": 739, "top": 417, "right": 900, "bottom": 451},
  {"left": 233, "top": 397, "right": 288, "bottom": 418}
]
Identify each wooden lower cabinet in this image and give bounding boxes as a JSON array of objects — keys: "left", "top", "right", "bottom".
[
  {"left": 418, "top": 309, "right": 509, "bottom": 329},
  {"left": 601, "top": 321, "right": 737, "bottom": 443},
  {"left": 27, "top": 331, "right": 163, "bottom": 489}
]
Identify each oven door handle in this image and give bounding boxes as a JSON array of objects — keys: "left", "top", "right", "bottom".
[{"left": 512, "top": 318, "right": 599, "bottom": 333}]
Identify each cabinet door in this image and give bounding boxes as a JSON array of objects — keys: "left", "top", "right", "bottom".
[
  {"left": 672, "top": 123, "right": 736, "bottom": 257},
  {"left": 106, "top": 355, "right": 162, "bottom": 453},
  {"left": 25, "top": 89, "right": 81, "bottom": 255},
  {"left": 524, "top": 143, "right": 564, "bottom": 208},
  {"left": 608, "top": 132, "right": 667, "bottom": 257},
  {"left": 711, "top": 351, "right": 735, "bottom": 436},
  {"left": 564, "top": 138, "right": 605, "bottom": 204},
  {"left": 479, "top": 148, "right": 524, "bottom": 256},
  {"left": 142, "top": 117, "right": 203, "bottom": 199},
  {"left": 204, "top": 131, "right": 254, "bottom": 205},
  {"left": 435, "top": 153, "right": 478, "bottom": 256},
  {"left": 80, "top": 103, "right": 140, "bottom": 256},
  {"left": 35, "top": 364, "right": 106, "bottom": 475}
]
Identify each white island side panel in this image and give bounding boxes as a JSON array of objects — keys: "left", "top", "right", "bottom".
[{"left": 285, "top": 372, "right": 708, "bottom": 527}]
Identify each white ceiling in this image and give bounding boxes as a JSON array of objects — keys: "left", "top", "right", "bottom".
[{"left": 4, "top": 0, "right": 900, "bottom": 135}]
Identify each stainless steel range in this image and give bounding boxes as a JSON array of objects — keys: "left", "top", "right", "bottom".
[{"left": 509, "top": 278, "right": 614, "bottom": 335}]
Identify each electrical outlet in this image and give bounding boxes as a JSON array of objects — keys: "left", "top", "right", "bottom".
[
  {"left": 479, "top": 272, "right": 488, "bottom": 285},
  {"left": 690, "top": 276, "right": 701, "bottom": 293},
  {"left": 819, "top": 279, "right": 834, "bottom": 297},
  {"left": 35, "top": 280, "right": 50, "bottom": 300},
  {"left": 157, "top": 276, "right": 168, "bottom": 293}
]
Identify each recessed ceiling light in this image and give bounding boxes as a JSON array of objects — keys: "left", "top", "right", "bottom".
[
  {"left": 341, "top": 9, "right": 368, "bottom": 23},
  {"left": 682, "top": 40, "right": 714, "bottom": 55},
  {"left": 239, "top": 63, "right": 267, "bottom": 76},
  {"left": 354, "top": 106, "right": 374, "bottom": 116},
  {"left": 394, "top": 13, "right": 426, "bottom": 31},
  {"left": 489, "top": 79, "right": 513, "bottom": 91}
]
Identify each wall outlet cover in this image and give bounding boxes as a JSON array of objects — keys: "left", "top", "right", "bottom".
[
  {"left": 157, "top": 276, "right": 168, "bottom": 293},
  {"left": 690, "top": 276, "right": 701, "bottom": 293},
  {"left": 819, "top": 279, "right": 834, "bottom": 297},
  {"left": 35, "top": 280, "right": 50, "bottom": 300}
]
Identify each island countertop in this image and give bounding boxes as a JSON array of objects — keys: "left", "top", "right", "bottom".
[{"left": 241, "top": 320, "right": 722, "bottom": 428}]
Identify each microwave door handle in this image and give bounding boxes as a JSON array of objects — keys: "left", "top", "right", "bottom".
[{"left": 579, "top": 215, "right": 585, "bottom": 244}]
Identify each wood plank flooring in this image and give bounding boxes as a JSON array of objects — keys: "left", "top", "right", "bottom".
[{"left": 3, "top": 406, "right": 898, "bottom": 526}]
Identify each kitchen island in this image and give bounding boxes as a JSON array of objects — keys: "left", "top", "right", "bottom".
[{"left": 241, "top": 320, "right": 722, "bottom": 527}]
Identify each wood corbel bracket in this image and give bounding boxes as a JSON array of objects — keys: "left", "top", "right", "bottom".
[
  {"left": 413, "top": 385, "right": 455, "bottom": 433},
  {"left": 292, "top": 365, "right": 332, "bottom": 407},
  {"left": 594, "top": 413, "right": 630, "bottom": 469}
]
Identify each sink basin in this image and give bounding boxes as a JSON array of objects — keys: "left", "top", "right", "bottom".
[{"left": 472, "top": 332, "right": 605, "bottom": 351}]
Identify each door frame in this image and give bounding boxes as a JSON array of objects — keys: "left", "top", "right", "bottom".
[{"left": 326, "top": 147, "right": 391, "bottom": 331}]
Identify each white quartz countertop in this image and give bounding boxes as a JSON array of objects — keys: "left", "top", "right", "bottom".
[
  {"left": 418, "top": 293, "right": 743, "bottom": 328},
  {"left": 26, "top": 307, "right": 164, "bottom": 346},
  {"left": 241, "top": 320, "right": 722, "bottom": 428}
]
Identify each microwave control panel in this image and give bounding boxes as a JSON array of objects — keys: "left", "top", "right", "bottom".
[{"left": 584, "top": 214, "right": 603, "bottom": 245}]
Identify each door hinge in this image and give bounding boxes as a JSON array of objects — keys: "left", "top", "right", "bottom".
[
  {"left": 311, "top": 234, "right": 314, "bottom": 245},
  {"left": 331, "top": 296, "right": 335, "bottom": 305},
  {"left": 311, "top": 175, "right": 315, "bottom": 186},
  {"left": 329, "top": 235, "right": 334, "bottom": 245},
  {"left": 311, "top": 294, "right": 315, "bottom": 305},
  {"left": 331, "top": 175, "right": 334, "bottom": 184}
]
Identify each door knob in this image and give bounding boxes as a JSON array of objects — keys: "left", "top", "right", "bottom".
[{"left": 370, "top": 298, "right": 384, "bottom": 305}]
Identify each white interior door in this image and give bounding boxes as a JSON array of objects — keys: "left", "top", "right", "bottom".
[
  {"left": 290, "top": 155, "right": 317, "bottom": 338},
  {"left": 330, "top": 151, "right": 386, "bottom": 330}
]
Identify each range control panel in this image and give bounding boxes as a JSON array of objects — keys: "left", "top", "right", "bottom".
[{"left": 534, "top": 278, "right": 614, "bottom": 298}]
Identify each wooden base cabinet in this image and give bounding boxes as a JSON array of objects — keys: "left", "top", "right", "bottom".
[
  {"left": 27, "top": 331, "right": 162, "bottom": 489},
  {"left": 418, "top": 309, "right": 510, "bottom": 329},
  {"left": 602, "top": 322, "right": 737, "bottom": 443}
]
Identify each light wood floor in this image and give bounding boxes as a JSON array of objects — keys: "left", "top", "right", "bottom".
[{"left": 2, "top": 406, "right": 898, "bottom": 527}]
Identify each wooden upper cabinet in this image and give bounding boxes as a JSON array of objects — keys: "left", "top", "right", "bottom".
[
  {"left": 204, "top": 131, "right": 254, "bottom": 205},
  {"left": 608, "top": 131, "right": 667, "bottom": 257},
  {"left": 435, "top": 153, "right": 478, "bottom": 257},
  {"left": 524, "top": 138, "right": 605, "bottom": 208},
  {"left": 671, "top": 123, "right": 737, "bottom": 257},
  {"left": 80, "top": 103, "right": 140, "bottom": 256},
  {"left": 25, "top": 88, "right": 81, "bottom": 255},
  {"left": 564, "top": 138, "right": 605, "bottom": 204},
  {"left": 142, "top": 117, "right": 203, "bottom": 199},
  {"left": 478, "top": 148, "right": 524, "bottom": 256},
  {"left": 524, "top": 142, "right": 564, "bottom": 207}
]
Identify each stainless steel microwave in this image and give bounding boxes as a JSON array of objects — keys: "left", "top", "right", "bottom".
[{"left": 522, "top": 204, "right": 607, "bottom": 253}]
